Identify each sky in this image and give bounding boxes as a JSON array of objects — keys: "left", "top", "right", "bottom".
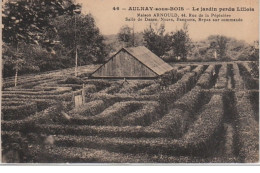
[{"left": 77, "top": 0, "right": 259, "bottom": 43}]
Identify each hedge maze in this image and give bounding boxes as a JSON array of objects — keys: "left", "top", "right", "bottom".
[{"left": 1, "top": 61, "right": 259, "bottom": 163}]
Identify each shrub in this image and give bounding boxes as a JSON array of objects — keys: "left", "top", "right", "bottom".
[
  {"left": 146, "top": 108, "right": 190, "bottom": 138},
  {"left": 204, "top": 65, "right": 215, "bottom": 74},
  {"left": 215, "top": 64, "right": 227, "bottom": 89},
  {"left": 70, "top": 100, "right": 107, "bottom": 116},
  {"left": 174, "top": 86, "right": 202, "bottom": 113},
  {"left": 70, "top": 101, "right": 144, "bottom": 126},
  {"left": 232, "top": 63, "right": 244, "bottom": 90},
  {"left": 138, "top": 83, "right": 160, "bottom": 95},
  {"left": 121, "top": 101, "right": 160, "bottom": 126},
  {"left": 196, "top": 73, "right": 211, "bottom": 88},
  {"left": 236, "top": 93, "right": 259, "bottom": 163},
  {"left": 63, "top": 76, "right": 84, "bottom": 85},
  {"left": 119, "top": 81, "right": 153, "bottom": 94},
  {"left": 2, "top": 102, "right": 37, "bottom": 121},
  {"left": 34, "top": 124, "right": 161, "bottom": 138}
]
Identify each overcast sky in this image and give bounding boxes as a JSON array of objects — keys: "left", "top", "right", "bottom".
[{"left": 75, "top": 0, "right": 258, "bottom": 43}]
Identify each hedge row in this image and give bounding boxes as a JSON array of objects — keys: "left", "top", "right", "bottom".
[
  {"left": 119, "top": 81, "right": 153, "bottom": 94},
  {"left": 181, "top": 94, "right": 224, "bottom": 154},
  {"left": 26, "top": 144, "right": 154, "bottom": 163},
  {"left": 34, "top": 124, "right": 162, "bottom": 138},
  {"left": 2, "top": 102, "right": 38, "bottom": 121},
  {"left": 52, "top": 94, "right": 224, "bottom": 156},
  {"left": 100, "top": 83, "right": 122, "bottom": 94},
  {"left": 204, "top": 65, "right": 215, "bottom": 74},
  {"left": 235, "top": 93, "right": 259, "bottom": 163},
  {"left": 85, "top": 80, "right": 111, "bottom": 91},
  {"left": 69, "top": 100, "right": 107, "bottom": 116},
  {"left": 89, "top": 93, "right": 158, "bottom": 103},
  {"left": 3, "top": 75, "right": 54, "bottom": 88},
  {"left": 215, "top": 63, "right": 227, "bottom": 89},
  {"left": 174, "top": 86, "right": 202, "bottom": 113},
  {"left": 232, "top": 63, "right": 244, "bottom": 90},
  {"left": 248, "top": 61, "right": 259, "bottom": 78},
  {"left": 121, "top": 101, "right": 160, "bottom": 126},
  {"left": 1, "top": 105, "right": 57, "bottom": 131},
  {"left": 2, "top": 92, "right": 73, "bottom": 101},
  {"left": 146, "top": 108, "right": 190, "bottom": 138},
  {"left": 159, "top": 71, "right": 199, "bottom": 107},
  {"left": 192, "top": 65, "right": 204, "bottom": 80},
  {"left": 196, "top": 73, "right": 212, "bottom": 88},
  {"left": 69, "top": 101, "right": 144, "bottom": 126},
  {"left": 176, "top": 66, "right": 191, "bottom": 79},
  {"left": 2, "top": 99, "right": 56, "bottom": 112},
  {"left": 3, "top": 87, "right": 72, "bottom": 95},
  {"left": 138, "top": 83, "right": 161, "bottom": 95},
  {"left": 242, "top": 62, "right": 259, "bottom": 79},
  {"left": 238, "top": 63, "right": 259, "bottom": 90}
]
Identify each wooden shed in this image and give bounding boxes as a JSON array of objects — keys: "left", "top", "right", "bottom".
[{"left": 90, "top": 46, "right": 174, "bottom": 79}]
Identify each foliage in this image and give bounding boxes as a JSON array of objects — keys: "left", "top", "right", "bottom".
[
  {"left": 143, "top": 23, "right": 171, "bottom": 57},
  {"left": 170, "top": 25, "right": 191, "bottom": 61},
  {"left": 54, "top": 14, "right": 107, "bottom": 64},
  {"left": 117, "top": 25, "right": 134, "bottom": 47}
]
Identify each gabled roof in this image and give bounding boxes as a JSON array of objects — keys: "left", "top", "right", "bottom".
[{"left": 123, "top": 46, "right": 174, "bottom": 75}]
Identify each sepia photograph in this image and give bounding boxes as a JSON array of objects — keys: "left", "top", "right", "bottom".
[{"left": 0, "top": 0, "right": 259, "bottom": 164}]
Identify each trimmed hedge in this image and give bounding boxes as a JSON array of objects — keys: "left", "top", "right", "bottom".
[
  {"left": 232, "top": 63, "right": 244, "bottom": 90},
  {"left": 146, "top": 108, "right": 190, "bottom": 138},
  {"left": 1, "top": 105, "right": 58, "bottom": 132},
  {"left": 52, "top": 94, "right": 224, "bottom": 157},
  {"left": 121, "top": 101, "right": 160, "bottom": 126},
  {"left": 236, "top": 92, "right": 259, "bottom": 163},
  {"left": 69, "top": 101, "right": 144, "bottom": 126},
  {"left": 2, "top": 102, "right": 37, "bottom": 121},
  {"left": 70, "top": 100, "right": 107, "bottom": 116},
  {"left": 215, "top": 63, "right": 227, "bottom": 89},
  {"left": 26, "top": 145, "right": 153, "bottom": 163},
  {"left": 196, "top": 73, "right": 212, "bottom": 88},
  {"left": 138, "top": 83, "right": 160, "bottom": 95},
  {"left": 174, "top": 86, "right": 202, "bottom": 113},
  {"left": 34, "top": 124, "right": 162, "bottom": 138},
  {"left": 119, "top": 81, "right": 153, "bottom": 94}
]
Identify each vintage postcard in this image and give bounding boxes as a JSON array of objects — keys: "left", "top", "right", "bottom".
[{"left": 0, "top": 0, "right": 259, "bottom": 164}]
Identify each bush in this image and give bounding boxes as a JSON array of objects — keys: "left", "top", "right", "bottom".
[
  {"left": 70, "top": 100, "right": 107, "bottom": 116},
  {"left": 2, "top": 102, "right": 37, "bottom": 121},
  {"left": 174, "top": 86, "right": 202, "bottom": 113},
  {"left": 138, "top": 83, "right": 160, "bottom": 95},
  {"left": 147, "top": 108, "right": 190, "bottom": 138},
  {"left": 196, "top": 73, "right": 211, "bottom": 88},
  {"left": 181, "top": 94, "right": 224, "bottom": 156},
  {"left": 121, "top": 101, "right": 160, "bottom": 126},
  {"left": 236, "top": 93, "right": 259, "bottom": 163},
  {"left": 34, "top": 124, "right": 161, "bottom": 138},
  {"left": 63, "top": 76, "right": 84, "bottom": 84},
  {"left": 232, "top": 63, "right": 244, "bottom": 90},
  {"left": 70, "top": 101, "right": 144, "bottom": 126},
  {"left": 204, "top": 65, "right": 215, "bottom": 74},
  {"left": 215, "top": 64, "right": 227, "bottom": 89}
]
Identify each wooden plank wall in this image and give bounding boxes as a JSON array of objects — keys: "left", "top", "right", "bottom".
[{"left": 92, "top": 50, "right": 157, "bottom": 78}]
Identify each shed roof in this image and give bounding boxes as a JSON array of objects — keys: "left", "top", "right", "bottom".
[{"left": 123, "top": 46, "right": 174, "bottom": 75}]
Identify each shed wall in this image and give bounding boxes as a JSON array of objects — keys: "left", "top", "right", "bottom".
[{"left": 92, "top": 50, "right": 157, "bottom": 78}]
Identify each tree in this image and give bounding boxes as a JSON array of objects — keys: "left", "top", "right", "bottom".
[
  {"left": 143, "top": 23, "right": 171, "bottom": 57},
  {"left": 53, "top": 14, "right": 107, "bottom": 64},
  {"left": 2, "top": 0, "right": 81, "bottom": 85},
  {"left": 170, "top": 23, "right": 191, "bottom": 61},
  {"left": 117, "top": 25, "right": 134, "bottom": 47},
  {"left": 209, "top": 35, "right": 228, "bottom": 60}
]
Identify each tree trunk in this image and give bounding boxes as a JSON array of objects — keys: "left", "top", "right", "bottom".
[{"left": 14, "top": 69, "right": 18, "bottom": 87}]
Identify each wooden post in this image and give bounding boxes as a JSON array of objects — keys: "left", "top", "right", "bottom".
[{"left": 82, "top": 84, "right": 85, "bottom": 103}]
